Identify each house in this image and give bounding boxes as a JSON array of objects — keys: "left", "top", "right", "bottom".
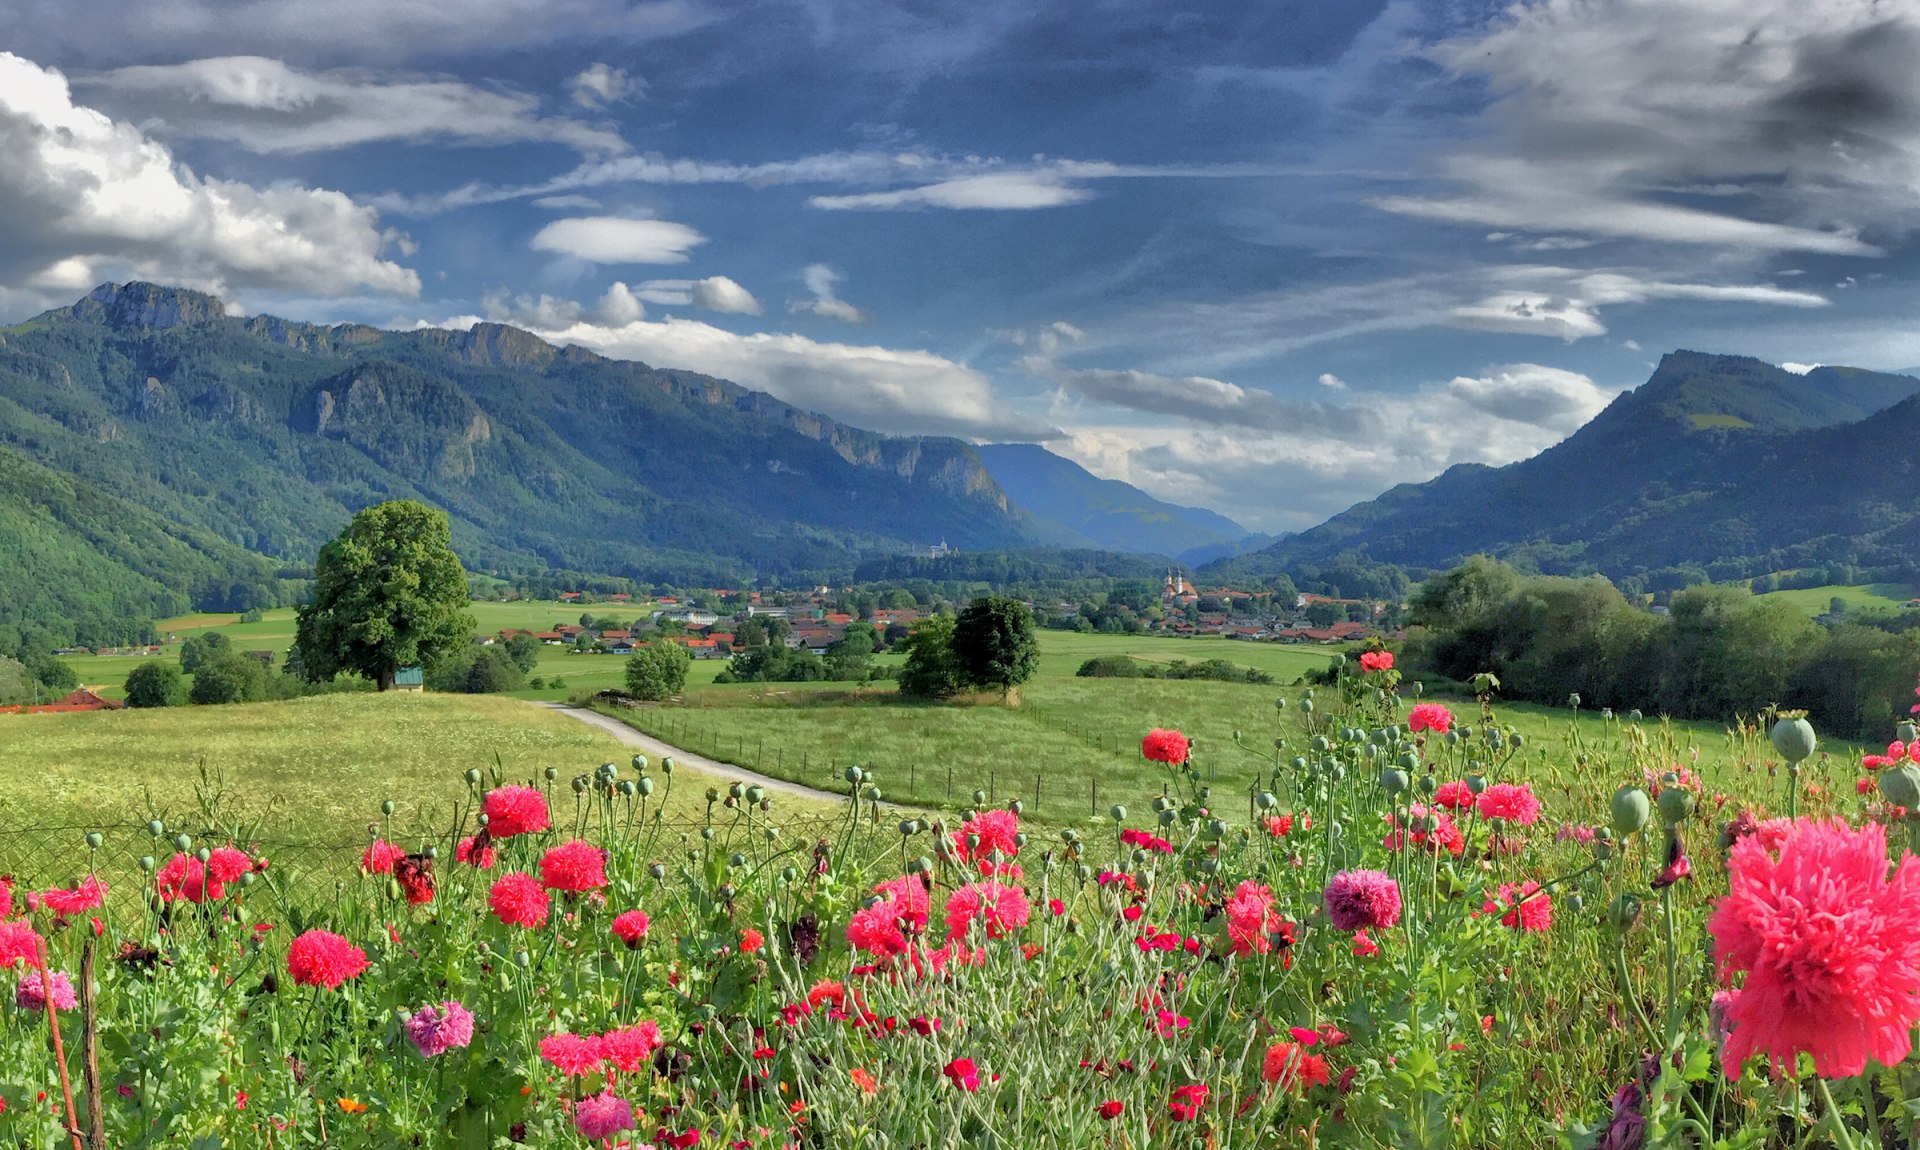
[
  {"left": 394, "top": 667, "right": 425, "bottom": 692},
  {"left": 534, "top": 631, "right": 566, "bottom": 645},
  {"left": 607, "top": 641, "right": 636, "bottom": 655},
  {"left": 0, "top": 689, "right": 127, "bottom": 716},
  {"left": 598, "top": 630, "right": 633, "bottom": 641},
  {"left": 673, "top": 637, "right": 725, "bottom": 659},
  {"left": 559, "top": 591, "right": 583, "bottom": 603},
  {"left": 609, "top": 593, "right": 632, "bottom": 603},
  {"left": 245, "top": 650, "right": 276, "bottom": 668}
]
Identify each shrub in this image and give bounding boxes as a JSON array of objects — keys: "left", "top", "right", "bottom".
[
  {"left": 124, "top": 661, "right": 186, "bottom": 707},
  {"left": 625, "top": 639, "right": 691, "bottom": 701}
]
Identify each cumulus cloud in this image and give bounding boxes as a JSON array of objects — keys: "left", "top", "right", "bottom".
[
  {"left": 80, "top": 56, "right": 624, "bottom": 154},
  {"left": 1780, "top": 362, "right": 1820, "bottom": 375},
  {"left": 1042, "top": 363, "right": 1625, "bottom": 531},
  {"left": 1379, "top": 0, "right": 1920, "bottom": 254},
  {"left": 529, "top": 216, "right": 705, "bottom": 264},
  {"left": 0, "top": 51, "right": 417, "bottom": 308},
  {"left": 1317, "top": 373, "right": 1347, "bottom": 390},
  {"left": 789, "top": 264, "right": 869, "bottom": 323},
  {"left": 439, "top": 296, "right": 1052, "bottom": 441},
  {"left": 571, "top": 63, "right": 641, "bottom": 108},
  {"left": 609, "top": 276, "right": 763, "bottom": 314},
  {"left": 0, "top": 0, "right": 708, "bottom": 65}
]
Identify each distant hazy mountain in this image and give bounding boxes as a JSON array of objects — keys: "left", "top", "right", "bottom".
[
  {"left": 1206, "top": 351, "right": 1920, "bottom": 584},
  {"left": 0, "top": 282, "right": 1054, "bottom": 637},
  {"left": 975, "top": 443, "right": 1267, "bottom": 561}
]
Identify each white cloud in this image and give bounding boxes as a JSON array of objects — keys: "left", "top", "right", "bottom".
[
  {"left": 1317, "top": 372, "right": 1347, "bottom": 390},
  {"left": 596, "top": 282, "right": 644, "bottom": 325},
  {"left": 1780, "top": 362, "right": 1820, "bottom": 375},
  {"left": 1042, "top": 363, "right": 1624, "bottom": 531},
  {"left": 0, "top": 0, "right": 708, "bottom": 65},
  {"left": 0, "top": 51, "right": 417, "bottom": 306},
  {"left": 571, "top": 63, "right": 641, "bottom": 108},
  {"left": 789, "top": 263, "right": 869, "bottom": 323},
  {"left": 81, "top": 56, "right": 624, "bottom": 154},
  {"left": 439, "top": 297, "right": 1051, "bottom": 441},
  {"left": 529, "top": 216, "right": 704, "bottom": 264},
  {"left": 532, "top": 194, "right": 603, "bottom": 210},
  {"left": 810, "top": 172, "right": 1095, "bottom": 211},
  {"left": 1380, "top": 0, "right": 1920, "bottom": 255},
  {"left": 690, "top": 275, "right": 762, "bottom": 315}
]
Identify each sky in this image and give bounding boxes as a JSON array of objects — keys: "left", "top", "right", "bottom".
[{"left": 3, "top": 0, "right": 1918, "bottom": 533}]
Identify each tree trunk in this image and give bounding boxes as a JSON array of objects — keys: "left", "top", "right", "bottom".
[{"left": 377, "top": 668, "right": 395, "bottom": 692}]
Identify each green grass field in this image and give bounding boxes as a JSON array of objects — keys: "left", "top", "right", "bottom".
[
  {"left": 604, "top": 675, "right": 1869, "bottom": 828},
  {"left": 0, "top": 692, "right": 746, "bottom": 850},
  {"left": 1757, "top": 582, "right": 1917, "bottom": 615}
]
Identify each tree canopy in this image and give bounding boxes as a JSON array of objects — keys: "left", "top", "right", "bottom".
[
  {"left": 294, "top": 501, "right": 474, "bottom": 691},
  {"left": 951, "top": 597, "right": 1040, "bottom": 695}
]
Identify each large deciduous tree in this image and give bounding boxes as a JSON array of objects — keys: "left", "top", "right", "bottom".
[
  {"left": 951, "top": 597, "right": 1039, "bottom": 697},
  {"left": 626, "top": 639, "right": 691, "bottom": 701},
  {"left": 294, "top": 501, "right": 474, "bottom": 691}
]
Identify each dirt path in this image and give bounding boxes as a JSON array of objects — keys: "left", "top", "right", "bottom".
[{"left": 535, "top": 702, "right": 849, "bottom": 806}]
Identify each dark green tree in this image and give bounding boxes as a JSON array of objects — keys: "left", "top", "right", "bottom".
[
  {"left": 462, "top": 647, "right": 526, "bottom": 694},
  {"left": 179, "top": 632, "right": 232, "bottom": 674},
  {"left": 189, "top": 653, "right": 269, "bottom": 705},
  {"left": 124, "top": 661, "right": 186, "bottom": 708},
  {"left": 898, "top": 614, "right": 964, "bottom": 700},
  {"left": 503, "top": 632, "right": 542, "bottom": 673},
  {"left": 24, "top": 652, "right": 77, "bottom": 693},
  {"left": 294, "top": 501, "right": 475, "bottom": 690},
  {"left": 951, "top": 597, "right": 1040, "bottom": 695},
  {"left": 626, "top": 639, "right": 691, "bottom": 700}
]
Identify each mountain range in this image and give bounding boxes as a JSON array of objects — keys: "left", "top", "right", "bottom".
[
  {"left": 1205, "top": 351, "right": 1920, "bottom": 587},
  {"left": 0, "top": 283, "right": 1264, "bottom": 642}
]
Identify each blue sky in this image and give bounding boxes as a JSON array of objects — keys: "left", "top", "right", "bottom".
[{"left": 2, "top": 0, "right": 1915, "bottom": 532}]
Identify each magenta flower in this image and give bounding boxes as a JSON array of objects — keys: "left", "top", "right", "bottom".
[{"left": 405, "top": 1001, "right": 476, "bottom": 1058}]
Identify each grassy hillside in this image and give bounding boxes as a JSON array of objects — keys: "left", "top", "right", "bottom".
[{"left": 1757, "top": 582, "right": 1916, "bottom": 615}]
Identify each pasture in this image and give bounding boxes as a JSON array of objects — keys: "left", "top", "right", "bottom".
[{"left": 1757, "top": 581, "right": 1917, "bottom": 615}]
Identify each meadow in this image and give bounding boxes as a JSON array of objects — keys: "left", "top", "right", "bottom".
[
  {"left": 0, "top": 656, "right": 1904, "bottom": 1148},
  {"left": 1757, "top": 582, "right": 1918, "bottom": 616}
]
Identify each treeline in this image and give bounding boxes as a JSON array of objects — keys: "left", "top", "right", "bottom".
[
  {"left": 1076, "top": 656, "right": 1274, "bottom": 684},
  {"left": 1407, "top": 557, "right": 1920, "bottom": 740}
]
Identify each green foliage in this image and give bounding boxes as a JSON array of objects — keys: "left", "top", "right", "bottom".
[
  {"left": 179, "top": 631, "right": 232, "bottom": 674},
  {"left": 951, "top": 596, "right": 1040, "bottom": 694},
  {"left": 22, "top": 651, "right": 76, "bottom": 693},
  {"left": 460, "top": 647, "right": 526, "bottom": 695},
  {"left": 625, "top": 639, "right": 691, "bottom": 700},
  {"left": 1075, "top": 655, "right": 1273, "bottom": 684},
  {"left": 714, "top": 644, "right": 828, "bottom": 684},
  {"left": 503, "top": 632, "right": 542, "bottom": 674},
  {"left": 295, "top": 501, "right": 475, "bottom": 690},
  {"left": 1407, "top": 556, "right": 1912, "bottom": 738},
  {"left": 897, "top": 615, "right": 963, "bottom": 700},
  {"left": 123, "top": 660, "right": 186, "bottom": 708},
  {"left": 0, "top": 656, "right": 28, "bottom": 704},
  {"left": 188, "top": 652, "right": 270, "bottom": 705}
]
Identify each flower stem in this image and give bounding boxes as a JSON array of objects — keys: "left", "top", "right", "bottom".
[{"left": 1813, "top": 1077, "right": 1860, "bottom": 1150}]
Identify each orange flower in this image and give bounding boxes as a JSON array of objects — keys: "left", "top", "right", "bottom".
[
  {"left": 337, "top": 1097, "right": 369, "bottom": 1114},
  {"left": 850, "top": 1068, "right": 879, "bottom": 1094},
  {"left": 740, "top": 927, "right": 765, "bottom": 953}
]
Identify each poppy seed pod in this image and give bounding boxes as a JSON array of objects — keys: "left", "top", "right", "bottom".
[
  {"left": 660, "top": 758, "right": 675, "bottom": 774},
  {"left": 631, "top": 754, "right": 648, "bottom": 771},
  {"left": 648, "top": 862, "right": 666, "bottom": 880},
  {"left": 1608, "top": 893, "right": 1643, "bottom": 934},
  {"left": 1379, "top": 769, "right": 1409, "bottom": 795},
  {"left": 1656, "top": 786, "right": 1694, "bottom": 826},
  {"left": 1609, "top": 787, "right": 1651, "bottom": 836},
  {"left": 1880, "top": 762, "right": 1920, "bottom": 811},
  {"left": 1110, "top": 804, "right": 1128, "bottom": 821},
  {"left": 1769, "top": 715, "right": 1817, "bottom": 764},
  {"left": 1465, "top": 774, "right": 1487, "bottom": 795},
  {"left": 85, "top": 832, "right": 103, "bottom": 850}
]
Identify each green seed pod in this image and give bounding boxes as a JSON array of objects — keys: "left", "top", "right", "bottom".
[
  {"left": 1158, "top": 809, "right": 1177, "bottom": 827},
  {"left": 464, "top": 768, "right": 483, "bottom": 785},
  {"left": 1628, "top": 709, "right": 1643, "bottom": 722},
  {"left": 1770, "top": 716, "right": 1817, "bottom": 764},
  {"left": 617, "top": 780, "right": 637, "bottom": 797},
  {"left": 746, "top": 785, "right": 765, "bottom": 804},
  {"left": 972, "top": 789, "right": 989, "bottom": 805},
  {"left": 700, "top": 827, "right": 715, "bottom": 841},
  {"left": 571, "top": 777, "right": 588, "bottom": 794},
  {"left": 1198, "top": 857, "right": 1219, "bottom": 875},
  {"left": 1565, "top": 892, "right": 1585, "bottom": 916},
  {"left": 1464, "top": 774, "right": 1486, "bottom": 795},
  {"left": 1290, "top": 757, "right": 1308, "bottom": 772},
  {"left": 631, "top": 754, "right": 648, "bottom": 771},
  {"left": 1901, "top": 722, "right": 1920, "bottom": 746},
  {"left": 860, "top": 769, "right": 873, "bottom": 784},
  {"left": 1255, "top": 791, "right": 1277, "bottom": 810},
  {"left": 387, "top": 877, "right": 404, "bottom": 901},
  {"left": 863, "top": 786, "right": 882, "bottom": 802},
  {"left": 1363, "top": 743, "right": 1380, "bottom": 762},
  {"left": 1379, "top": 768, "right": 1409, "bottom": 795},
  {"left": 729, "top": 852, "right": 747, "bottom": 868},
  {"left": 717, "top": 884, "right": 736, "bottom": 902},
  {"left": 381, "top": 800, "right": 396, "bottom": 816},
  {"left": 514, "top": 949, "right": 531, "bottom": 968},
  {"left": 85, "top": 832, "right": 103, "bottom": 850},
  {"left": 1013, "top": 833, "right": 1028, "bottom": 849},
  {"left": 730, "top": 782, "right": 746, "bottom": 799},
  {"left": 781, "top": 866, "right": 799, "bottom": 882},
  {"left": 1398, "top": 751, "right": 1420, "bottom": 772},
  {"left": 1881, "top": 763, "right": 1920, "bottom": 810},
  {"left": 1510, "top": 733, "right": 1525, "bottom": 749},
  {"left": 1197, "top": 787, "right": 1210, "bottom": 802},
  {"left": 843, "top": 767, "right": 862, "bottom": 784},
  {"left": 1609, "top": 787, "right": 1651, "bottom": 836},
  {"left": 915, "top": 856, "right": 934, "bottom": 874},
  {"left": 147, "top": 819, "right": 165, "bottom": 837},
  {"left": 637, "top": 777, "right": 655, "bottom": 797},
  {"left": 705, "top": 786, "right": 720, "bottom": 803},
  {"left": 649, "top": 862, "right": 667, "bottom": 880},
  {"left": 1656, "top": 786, "right": 1694, "bottom": 826},
  {"left": 1272, "top": 697, "right": 1288, "bottom": 711},
  {"left": 171, "top": 834, "right": 191, "bottom": 853},
  {"left": 1208, "top": 818, "right": 1229, "bottom": 837},
  {"left": 899, "top": 819, "right": 919, "bottom": 836},
  {"left": 1594, "top": 840, "right": 1613, "bottom": 862},
  {"left": 1417, "top": 774, "right": 1437, "bottom": 795},
  {"left": 1008, "top": 799, "right": 1024, "bottom": 815},
  {"left": 545, "top": 767, "right": 560, "bottom": 781},
  {"left": 1299, "top": 699, "right": 1314, "bottom": 715},
  {"left": 476, "top": 813, "right": 490, "bottom": 827},
  {"left": 764, "top": 827, "right": 779, "bottom": 841},
  {"left": 660, "top": 757, "right": 675, "bottom": 774},
  {"left": 138, "top": 855, "right": 156, "bottom": 872},
  {"left": 1110, "top": 804, "right": 1128, "bottom": 822},
  {"left": 424, "top": 846, "right": 439, "bottom": 860}
]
